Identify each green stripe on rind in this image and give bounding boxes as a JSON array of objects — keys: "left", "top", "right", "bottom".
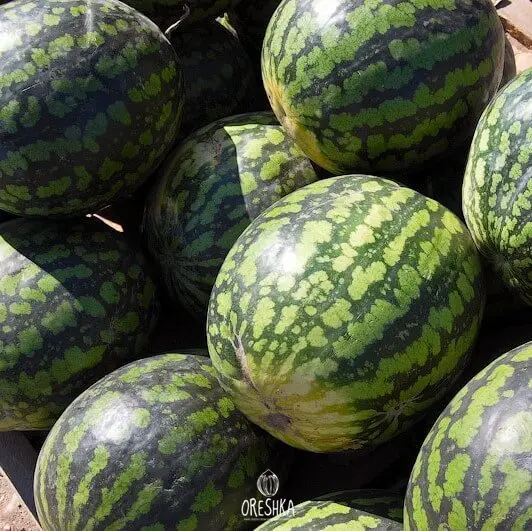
[
  {"left": 170, "top": 21, "right": 256, "bottom": 139},
  {"left": 256, "top": 502, "right": 402, "bottom": 530},
  {"left": 143, "top": 112, "right": 318, "bottom": 319},
  {"left": 0, "top": 218, "right": 159, "bottom": 430},
  {"left": 0, "top": 0, "right": 183, "bottom": 217},
  {"left": 462, "top": 68, "right": 532, "bottom": 305},
  {"left": 261, "top": 0, "right": 504, "bottom": 174},
  {"left": 315, "top": 489, "right": 404, "bottom": 522},
  {"left": 207, "top": 175, "right": 485, "bottom": 452},
  {"left": 404, "top": 342, "right": 532, "bottom": 530},
  {"left": 34, "top": 354, "right": 287, "bottom": 531}
]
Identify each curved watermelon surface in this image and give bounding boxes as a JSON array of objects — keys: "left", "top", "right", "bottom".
[
  {"left": 314, "top": 489, "right": 404, "bottom": 522},
  {"left": 0, "top": 218, "right": 159, "bottom": 430},
  {"left": 256, "top": 502, "right": 402, "bottom": 530},
  {"left": 262, "top": 0, "right": 505, "bottom": 174},
  {"left": 208, "top": 175, "right": 485, "bottom": 452},
  {"left": 35, "top": 353, "right": 288, "bottom": 531},
  {"left": 0, "top": 0, "right": 183, "bottom": 217},
  {"left": 404, "top": 341, "right": 532, "bottom": 530},
  {"left": 463, "top": 67, "right": 532, "bottom": 305},
  {"left": 170, "top": 21, "right": 256, "bottom": 139},
  {"left": 143, "top": 112, "right": 318, "bottom": 319}
]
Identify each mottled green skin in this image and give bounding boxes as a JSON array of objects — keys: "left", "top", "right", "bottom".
[
  {"left": 35, "top": 354, "right": 286, "bottom": 531},
  {"left": 256, "top": 503, "right": 402, "bottom": 530},
  {"left": 315, "top": 489, "right": 404, "bottom": 522},
  {"left": 208, "top": 175, "right": 485, "bottom": 452},
  {"left": 404, "top": 342, "right": 532, "bottom": 530},
  {"left": 143, "top": 0, "right": 241, "bottom": 28},
  {"left": 143, "top": 112, "right": 318, "bottom": 319},
  {"left": 170, "top": 21, "right": 256, "bottom": 139},
  {"left": 262, "top": 0, "right": 504, "bottom": 174},
  {"left": 463, "top": 68, "right": 532, "bottom": 305},
  {"left": 0, "top": 0, "right": 183, "bottom": 217},
  {"left": 0, "top": 218, "right": 159, "bottom": 430}
]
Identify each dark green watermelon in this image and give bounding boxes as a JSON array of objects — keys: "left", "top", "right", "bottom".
[
  {"left": 256, "top": 502, "right": 402, "bottom": 530},
  {"left": 0, "top": 218, "right": 159, "bottom": 430},
  {"left": 462, "top": 68, "right": 532, "bottom": 305},
  {"left": 0, "top": 0, "right": 183, "bottom": 218},
  {"left": 143, "top": 112, "right": 318, "bottom": 319},
  {"left": 170, "top": 21, "right": 257, "bottom": 139},
  {"left": 262, "top": 0, "right": 505, "bottom": 174},
  {"left": 208, "top": 175, "right": 485, "bottom": 452},
  {"left": 0, "top": 209, "right": 14, "bottom": 223},
  {"left": 500, "top": 35, "right": 517, "bottom": 89},
  {"left": 404, "top": 341, "right": 532, "bottom": 530},
  {"left": 35, "top": 353, "right": 290, "bottom": 530}
]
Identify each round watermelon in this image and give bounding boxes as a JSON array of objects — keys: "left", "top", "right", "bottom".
[
  {"left": 314, "top": 489, "right": 404, "bottom": 522},
  {"left": 463, "top": 68, "right": 532, "bottom": 305},
  {"left": 262, "top": 0, "right": 505, "bottom": 174},
  {"left": 500, "top": 36, "right": 517, "bottom": 89},
  {"left": 208, "top": 175, "right": 485, "bottom": 452},
  {"left": 0, "top": 0, "right": 183, "bottom": 217},
  {"left": 143, "top": 112, "right": 318, "bottom": 319},
  {"left": 256, "top": 502, "right": 402, "bottom": 530},
  {"left": 404, "top": 341, "right": 532, "bottom": 530},
  {"left": 0, "top": 218, "right": 159, "bottom": 430},
  {"left": 35, "top": 353, "right": 289, "bottom": 530},
  {"left": 170, "top": 21, "right": 256, "bottom": 139}
]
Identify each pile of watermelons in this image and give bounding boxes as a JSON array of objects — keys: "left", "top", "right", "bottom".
[{"left": 0, "top": 0, "right": 530, "bottom": 529}]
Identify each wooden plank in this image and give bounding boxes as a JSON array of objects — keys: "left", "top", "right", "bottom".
[{"left": 497, "top": 0, "right": 532, "bottom": 48}]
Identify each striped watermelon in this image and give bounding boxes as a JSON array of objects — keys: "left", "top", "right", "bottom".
[
  {"left": 143, "top": 112, "right": 318, "bottom": 319},
  {"left": 170, "top": 21, "right": 256, "bottom": 140},
  {"left": 256, "top": 503, "right": 402, "bottom": 530},
  {"left": 207, "top": 175, "right": 485, "bottom": 452},
  {"left": 404, "top": 341, "right": 532, "bottom": 530},
  {"left": 462, "top": 68, "right": 532, "bottom": 305},
  {"left": 262, "top": 0, "right": 505, "bottom": 174},
  {"left": 314, "top": 489, "right": 404, "bottom": 522},
  {"left": 0, "top": 0, "right": 183, "bottom": 217},
  {"left": 0, "top": 218, "right": 159, "bottom": 431},
  {"left": 35, "top": 353, "right": 288, "bottom": 530}
]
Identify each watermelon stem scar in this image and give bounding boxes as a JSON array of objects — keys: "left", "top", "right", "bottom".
[{"left": 231, "top": 334, "right": 292, "bottom": 431}]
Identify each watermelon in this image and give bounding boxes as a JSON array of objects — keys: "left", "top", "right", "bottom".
[
  {"left": 404, "top": 341, "right": 532, "bottom": 530},
  {"left": 462, "top": 68, "right": 532, "bottom": 305},
  {"left": 0, "top": 218, "right": 159, "bottom": 431},
  {"left": 170, "top": 21, "right": 257, "bottom": 140},
  {"left": 314, "top": 489, "right": 404, "bottom": 522},
  {"left": 256, "top": 502, "right": 402, "bottom": 530},
  {"left": 34, "top": 353, "right": 289, "bottom": 531},
  {"left": 0, "top": 0, "right": 183, "bottom": 218},
  {"left": 0, "top": 209, "right": 14, "bottom": 223},
  {"left": 143, "top": 112, "right": 318, "bottom": 319},
  {"left": 207, "top": 175, "right": 485, "bottom": 452},
  {"left": 262, "top": 0, "right": 505, "bottom": 175},
  {"left": 500, "top": 35, "right": 517, "bottom": 88}
]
